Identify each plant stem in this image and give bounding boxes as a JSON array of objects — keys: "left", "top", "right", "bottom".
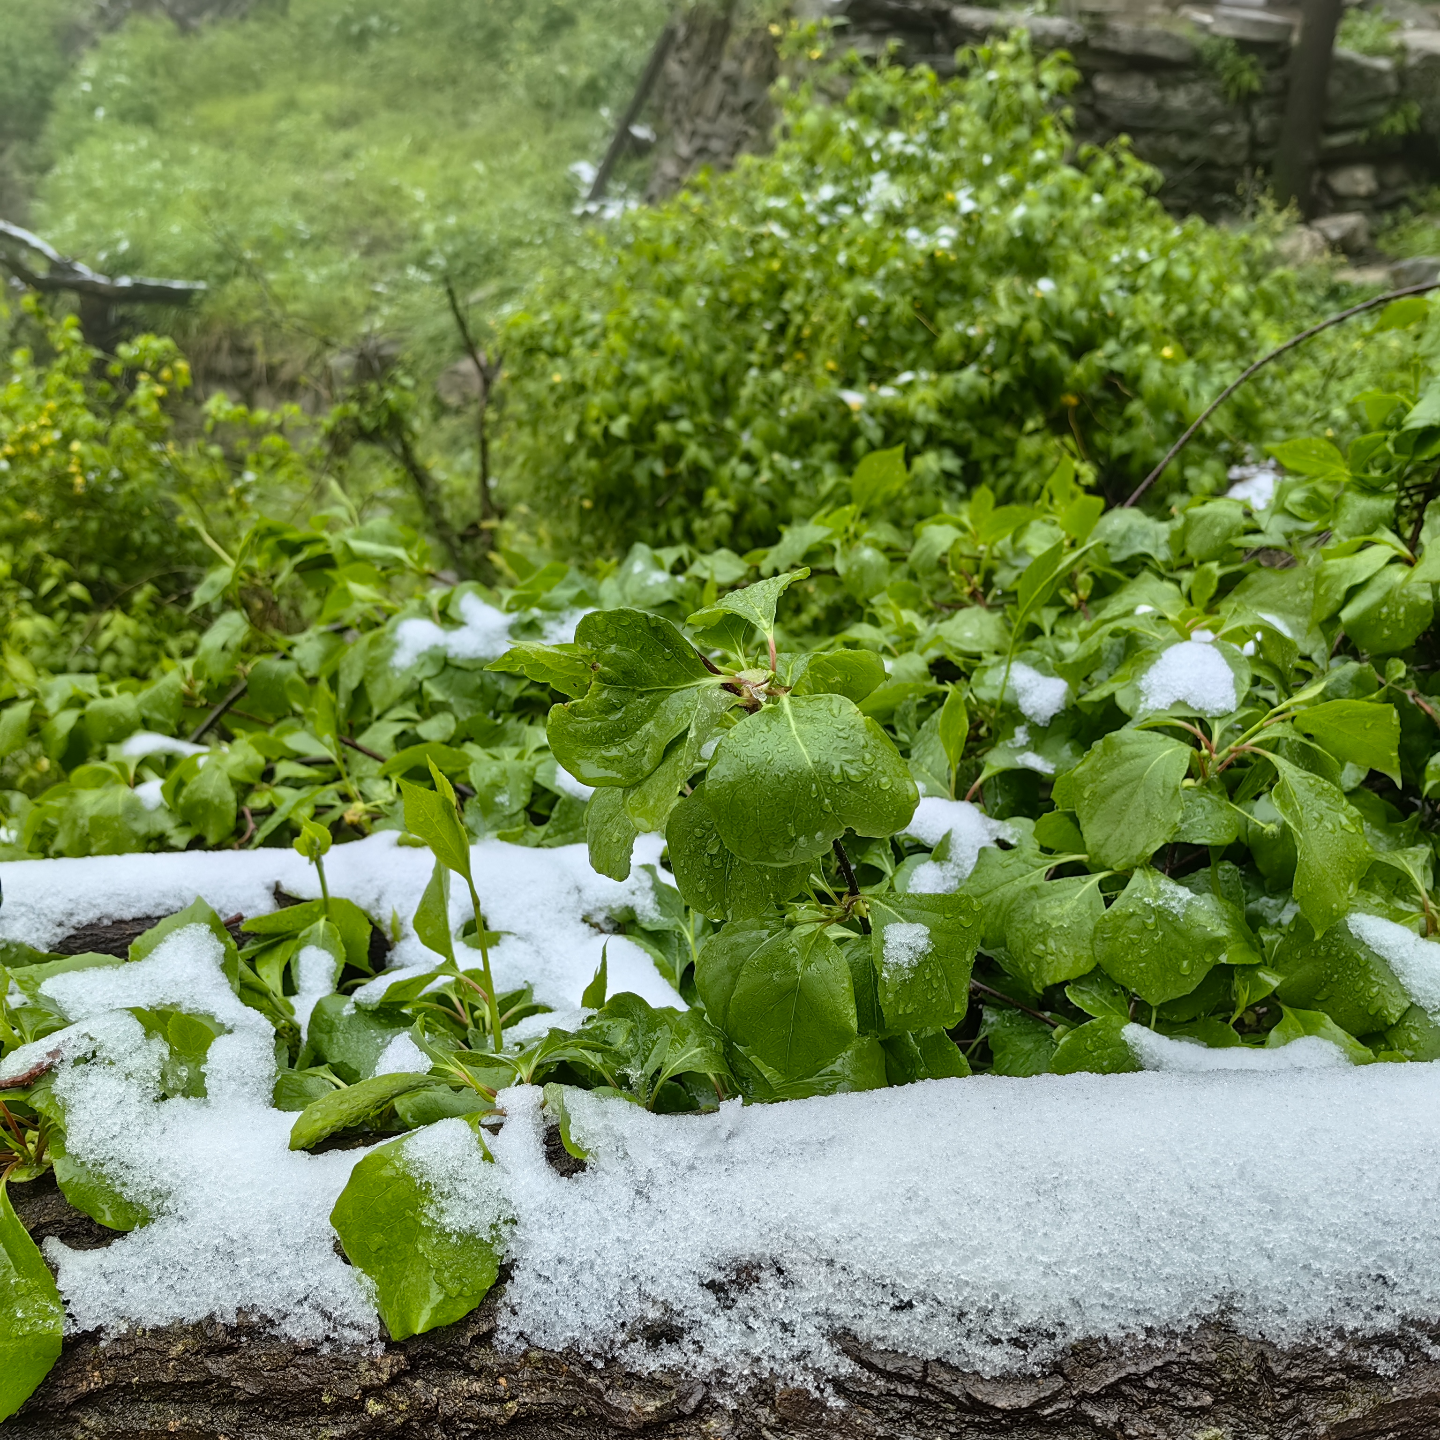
[
  {"left": 464, "top": 876, "right": 505, "bottom": 1053},
  {"left": 969, "top": 978, "right": 1059, "bottom": 1028}
]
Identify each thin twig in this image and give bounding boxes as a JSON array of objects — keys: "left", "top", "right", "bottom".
[
  {"left": 188, "top": 679, "right": 248, "bottom": 743},
  {"left": 969, "top": 979, "right": 1059, "bottom": 1028},
  {"left": 832, "top": 839, "right": 870, "bottom": 935},
  {"left": 339, "top": 735, "right": 387, "bottom": 764},
  {"left": 1124, "top": 281, "right": 1440, "bottom": 508}
]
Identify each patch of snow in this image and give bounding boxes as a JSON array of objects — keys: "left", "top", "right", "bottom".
[
  {"left": 1258, "top": 611, "right": 1294, "bottom": 639},
  {"left": 902, "top": 798, "right": 1015, "bottom": 894},
  {"left": 550, "top": 767, "right": 595, "bottom": 802},
  {"left": 118, "top": 733, "right": 208, "bottom": 760},
  {"left": 1226, "top": 462, "right": 1278, "bottom": 510},
  {"left": 291, "top": 945, "right": 338, "bottom": 1041},
  {"left": 1125, "top": 1026, "right": 1349, "bottom": 1072},
  {"left": 390, "top": 594, "right": 587, "bottom": 673},
  {"left": 474, "top": 1067, "right": 1440, "bottom": 1383},
  {"left": 133, "top": 780, "right": 166, "bottom": 812},
  {"left": 881, "top": 922, "right": 931, "bottom": 978},
  {"left": 1007, "top": 662, "right": 1069, "bottom": 725},
  {"left": 373, "top": 1033, "right": 430, "bottom": 1076},
  {"left": 31, "top": 926, "right": 375, "bottom": 1342},
  {"left": 0, "top": 834, "right": 680, "bottom": 1013},
  {"left": 1015, "top": 751, "right": 1055, "bottom": 776},
  {"left": 1139, "top": 640, "right": 1239, "bottom": 716},
  {"left": 1349, "top": 913, "right": 1440, "bottom": 1020}
]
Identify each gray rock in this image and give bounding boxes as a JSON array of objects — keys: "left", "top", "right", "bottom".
[
  {"left": 1312, "top": 210, "right": 1372, "bottom": 252},
  {"left": 1391, "top": 255, "right": 1440, "bottom": 287},
  {"left": 1210, "top": 6, "right": 1295, "bottom": 43},
  {"left": 1274, "top": 226, "right": 1331, "bottom": 266},
  {"left": 1325, "top": 162, "right": 1381, "bottom": 198},
  {"left": 945, "top": 6, "right": 1084, "bottom": 49},
  {"left": 1326, "top": 48, "right": 1400, "bottom": 129},
  {"left": 1086, "top": 21, "right": 1198, "bottom": 65},
  {"left": 1092, "top": 71, "right": 1230, "bottom": 131}
]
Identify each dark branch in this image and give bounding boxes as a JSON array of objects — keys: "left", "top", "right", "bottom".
[{"left": 0, "top": 219, "right": 206, "bottom": 305}]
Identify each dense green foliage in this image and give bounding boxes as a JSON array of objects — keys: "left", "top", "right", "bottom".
[
  {"left": 499, "top": 40, "right": 1327, "bottom": 557},
  {"left": 28, "top": 0, "right": 669, "bottom": 351}
]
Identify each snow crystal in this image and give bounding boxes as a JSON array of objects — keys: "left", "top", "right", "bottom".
[
  {"left": 902, "top": 797, "right": 1015, "bottom": 894},
  {"left": 1226, "top": 462, "right": 1278, "bottom": 510},
  {"left": 472, "top": 1067, "right": 1440, "bottom": 1383},
  {"left": 1126, "top": 1026, "right": 1349, "bottom": 1072},
  {"left": 1014, "top": 751, "right": 1056, "bottom": 776},
  {"left": 402, "top": 1118, "right": 512, "bottom": 1241},
  {"left": 1349, "top": 913, "right": 1440, "bottom": 1020},
  {"left": 1139, "top": 639, "right": 1239, "bottom": 716},
  {"left": 549, "top": 766, "right": 595, "bottom": 802},
  {"left": 118, "top": 732, "right": 209, "bottom": 760},
  {"left": 1007, "top": 662, "right": 1069, "bottom": 725},
  {"left": 389, "top": 593, "right": 586, "bottom": 672},
  {"left": 291, "top": 945, "right": 338, "bottom": 1041},
  {"left": 133, "top": 779, "right": 166, "bottom": 812},
  {"left": 1151, "top": 874, "right": 1196, "bottom": 920},
  {"left": 30, "top": 925, "right": 376, "bottom": 1341},
  {"left": 881, "top": 922, "right": 931, "bottom": 977},
  {"left": 373, "top": 1033, "right": 430, "bottom": 1076}
]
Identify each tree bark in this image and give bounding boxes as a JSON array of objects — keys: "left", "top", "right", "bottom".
[
  {"left": 12, "top": 1178, "right": 1440, "bottom": 1440},
  {"left": 1272, "top": 0, "right": 1345, "bottom": 216}
]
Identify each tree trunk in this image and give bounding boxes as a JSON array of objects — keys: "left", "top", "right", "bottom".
[{"left": 1272, "top": 0, "right": 1345, "bottom": 216}]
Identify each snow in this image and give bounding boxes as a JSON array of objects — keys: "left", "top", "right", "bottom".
[
  {"left": 549, "top": 767, "right": 595, "bottom": 802},
  {"left": 1006, "top": 662, "right": 1069, "bottom": 725},
  {"left": 133, "top": 779, "right": 166, "bottom": 812},
  {"left": 468, "top": 1065, "right": 1440, "bottom": 1383},
  {"left": 0, "top": 832, "right": 681, "bottom": 1012},
  {"left": 6, "top": 926, "right": 376, "bottom": 1342},
  {"left": 291, "top": 945, "right": 338, "bottom": 1041},
  {"left": 1349, "top": 913, "right": 1440, "bottom": 1020},
  {"left": 901, "top": 797, "right": 1015, "bottom": 893},
  {"left": 1226, "top": 462, "right": 1278, "bottom": 510},
  {"left": 1125, "top": 1026, "right": 1349, "bottom": 1071},
  {"left": 118, "top": 732, "right": 208, "bottom": 760},
  {"left": 373, "top": 1033, "right": 430, "bottom": 1076},
  {"left": 1139, "top": 638, "right": 1239, "bottom": 716},
  {"left": 391, "top": 593, "right": 585, "bottom": 671},
  {"left": 881, "top": 922, "right": 931, "bottom": 978}
]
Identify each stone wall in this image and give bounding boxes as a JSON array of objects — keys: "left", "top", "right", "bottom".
[{"left": 652, "top": 0, "right": 1440, "bottom": 224}]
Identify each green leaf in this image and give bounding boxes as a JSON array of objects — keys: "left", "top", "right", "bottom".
[
  {"left": 1271, "top": 916, "right": 1412, "bottom": 1035},
  {"left": 243, "top": 897, "right": 375, "bottom": 973},
  {"left": 1341, "top": 563, "right": 1434, "bottom": 655},
  {"left": 1000, "top": 874, "right": 1105, "bottom": 991},
  {"left": 401, "top": 771, "right": 473, "bottom": 882},
  {"left": 1033, "top": 809, "right": 1086, "bottom": 854},
  {"left": 1267, "top": 436, "right": 1348, "bottom": 482},
  {"left": 0, "top": 701, "right": 34, "bottom": 760},
  {"left": 785, "top": 649, "right": 887, "bottom": 704},
  {"left": 1072, "top": 729, "right": 1191, "bottom": 871},
  {"left": 850, "top": 445, "right": 908, "bottom": 511},
  {"left": 697, "top": 922, "right": 857, "bottom": 1080},
  {"left": 177, "top": 759, "right": 237, "bottom": 846},
  {"left": 581, "top": 945, "right": 608, "bottom": 1009},
  {"left": 880, "top": 1028, "right": 970, "bottom": 1084},
  {"left": 1174, "top": 782, "right": 1241, "bottom": 846},
  {"left": 412, "top": 860, "right": 456, "bottom": 966},
  {"left": 688, "top": 570, "right": 809, "bottom": 642},
  {"left": 330, "top": 1123, "right": 505, "bottom": 1340},
  {"left": 1265, "top": 1005, "right": 1372, "bottom": 1065},
  {"left": 665, "top": 784, "right": 807, "bottom": 921},
  {"left": 485, "top": 642, "right": 593, "bottom": 698},
  {"left": 546, "top": 609, "right": 731, "bottom": 788},
  {"left": 1292, "top": 700, "right": 1401, "bottom": 783},
  {"left": 1092, "top": 867, "right": 1233, "bottom": 1006},
  {"left": 1065, "top": 969, "right": 1131, "bottom": 1021},
  {"left": 0, "top": 1177, "right": 64, "bottom": 1422},
  {"left": 307, "top": 994, "right": 410, "bottom": 1077},
  {"left": 585, "top": 787, "right": 638, "bottom": 882},
  {"left": 1050, "top": 1017, "right": 1142, "bottom": 1075},
  {"left": 1269, "top": 757, "right": 1371, "bottom": 935},
  {"left": 868, "top": 890, "right": 981, "bottom": 1031},
  {"left": 289, "top": 1072, "right": 435, "bottom": 1150},
  {"left": 979, "top": 1006, "right": 1054, "bottom": 1076},
  {"left": 937, "top": 686, "right": 969, "bottom": 778},
  {"left": 706, "top": 694, "right": 918, "bottom": 867}
]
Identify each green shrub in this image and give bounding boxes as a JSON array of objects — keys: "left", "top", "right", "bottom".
[{"left": 496, "top": 36, "right": 1315, "bottom": 558}]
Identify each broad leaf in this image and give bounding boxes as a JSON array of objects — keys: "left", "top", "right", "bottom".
[
  {"left": 1072, "top": 729, "right": 1190, "bottom": 871},
  {"left": 289, "top": 1072, "right": 435, "bottom": 1150},
  {"left": 485, "top": 642, "right": 593, "bottom": 698},
  {"left": 785, "top": 649, "right": 887, "bottom": 704},
  {"left": 412, "top": 860, "right": 456, "bottom": 965},
  {"left": 1000, "top": 874, "right": 1105, "bottom": 991},
  {"left": 1050, "top": 1017, "right": 1141, "bottom": 1074},
  {"left": 979, "top": 1007, "right": 1055, "bottom": 1076},
  {"left": 177, "top": 759, "right": 238, "bottom": 846},
  {"left": 688, "top": 570, "right": 809, "bottom": 641},
  {"left": 1271, "top": 915, "right": 1411, "bottom": 1036},
  {"left": 585, "top": 786, "right": 638, "bottom": 882},
  {"left": 0, "top": 1177, "right": 64, "bottom": 1422},
  {"left": 1269, "top": 756, "right": 1371, "bottom": 934},
  {"left": 546, "top": 610, "right": 732, "bottom": 787},
  {"left": 330, "top": 1123, "right": 505, "bottom": 1341},
  {"left": 868, "top": 890, "right": 981, "bottom": 1031},
  {"left": 1265, "top": 1006, "right": 1372, "bottom": 1065},
  {"left": 1292, "top": 699, "right": 1401, "bottom": 783},
  {"left": 1092, "top": 866, "right": 1232, "bottom": 1006},
  {"left": 665, "top": 784, "right": 808, "bottom": 921},
  {"left": 707, "top": 694, "right": 918, "bottom": 866},
  {"left": 850, "top": 445, "right": 908, "bottom": 511},
  {"left": 401, "top": 766, "right": 473, "bottom": 881}
]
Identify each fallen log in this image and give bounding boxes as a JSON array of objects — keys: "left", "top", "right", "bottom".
[{"left": 8, "top": 1180, "right": 1440, "bottom": 1440}]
